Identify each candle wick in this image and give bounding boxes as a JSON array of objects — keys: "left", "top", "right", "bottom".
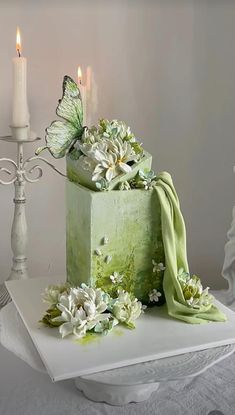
[{"left": 17, "top": 48, "right": 21, "bottom": 58}]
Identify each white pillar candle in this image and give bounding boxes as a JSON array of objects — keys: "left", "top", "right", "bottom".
[
  {"left": 77, "top": 66, "right": 87, "bottom": 127},
  {"left": 12, "top": 28, "right": 30, "bottom": 133}
]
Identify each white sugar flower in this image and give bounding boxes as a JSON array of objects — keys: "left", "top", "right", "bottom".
[
  {"left": 149, "top": 289, "right": 162, "bottom": 303},
  {"left": 177, "top": 268, "right": 213, "bottom": 309},
  {"left": 52, "top": 292, "right": 87, "bottom": 338},
  {"left": 73, "top": 284, "right": 110, "bottom": 314},
  {"left": 77, "top": 154, "right": 98, "bottom": 173},
  {"left": 152, "top": 260, "right": 166, "bottom": 273},
  {"left": 96, "top": 119, "right": 137, "bottom": 144},
  {"left": 42, "top": 284, "right": 69, "bottom": 306},
  {"left": 110, "top": 290, "right": 142, "bottom": 328},
  {"left": 110, "top": 272, "right": 123, "bottom": 284},
  {"left": 51, "top": 285, "right": 111, "bottom": 338},
  {"left": 59, "top": 306, "right": 88, "bottom": 339},
  {"left": 101, "top": 119, "right": 134, "bottom": 141},
  {"left": 108, "top": 137, "right": 138, "bottom": 168},
  {"left": 78, "top": 123, "right": 140, "bottom": 183},
  {"left": 91, "top": 138, "right": 137, "bottom": 182}
]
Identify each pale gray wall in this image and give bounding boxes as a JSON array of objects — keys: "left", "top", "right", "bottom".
[{"left": 0, "top": 0, "right": 234, "bottom": 289}]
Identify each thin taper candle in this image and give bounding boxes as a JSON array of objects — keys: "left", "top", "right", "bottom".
[
  {"left": 77, "top": 66, "right": 87, "bottom": 126},
  {"left": 12, "top": 27, "right": 30, "bottom": 135}
]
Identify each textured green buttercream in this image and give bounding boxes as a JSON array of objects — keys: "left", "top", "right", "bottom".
[{"left": 66, "top": 180, "right": 164, "bottom": 303}]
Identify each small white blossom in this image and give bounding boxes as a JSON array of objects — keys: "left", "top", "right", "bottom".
[
  {"left": 119, "top": 181, "right": 131, "bottom": 191},
  {"left": 102, "top": 236, "right": 109, "bottom": 245},
  {"left": 110, "top": 271, "right": 123, "bottom": 284},
  {"left": 141, "top": 304, "right": 147, "bottom": 313},
  {"left": 149, "top": 289, "right": 162, "bottom": 303},
  {"left": 152, "top": 260, "right": 166, "bottom": 273},
  {"left": 105, "top": 255, "right": 112, "bottom": 264}
]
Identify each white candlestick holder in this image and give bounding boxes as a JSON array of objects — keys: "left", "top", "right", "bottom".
[{"left": 0, "top": 127, "right": 66, "bottom": 307}]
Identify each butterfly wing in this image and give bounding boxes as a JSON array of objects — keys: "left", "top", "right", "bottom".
[
  {"left": 36, "top": 120, "right": 80, "bottom": 159},
  {"left": 36, "top": 76, "right": 84, "bottom": 158},
  {"left": 56, "top": 75, "right": 83, "bottom": 128}
]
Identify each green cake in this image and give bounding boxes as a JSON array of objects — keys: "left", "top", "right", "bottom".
[
  {"left": 66, "top": 164, "right": 164, "bottom": 304},
  {"left": 65, "top": 115, "right": 165, "bottom": 305},
  {"left": 38, "top": 75, "right": 226, "bottom": 339}
]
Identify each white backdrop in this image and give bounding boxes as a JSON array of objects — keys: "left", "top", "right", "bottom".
[{"left": 0, "top": 0, "right": 235, "bottom": 289}]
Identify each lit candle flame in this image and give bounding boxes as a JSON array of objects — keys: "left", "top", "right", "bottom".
[
  {"left": 16, "top": 27, "right": 21, "bottom": 57},
  {"left": 77, "top": 66, "right": 82, "bottom": 85}
]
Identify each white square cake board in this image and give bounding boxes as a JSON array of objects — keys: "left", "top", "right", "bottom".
[{"left": 6, "top": 276, "right": 235, "bottom": 382}]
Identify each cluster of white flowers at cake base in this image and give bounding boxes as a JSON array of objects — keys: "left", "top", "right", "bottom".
[
  {"left": 109, "top": 290, "right": 142, "bottom": 329},
  {"left": 149, "top": 289, "right": 162, "bottom": 303},
  {"left": 152, "top": 260, "right": 166, "bottom": 273},
  {"left": 177, "top": 268, "right": 213, "bottom": 309},
  {"left": 41, "top": 283, "right": 144, "bottom": 339},
  {"left": 76, "top": 119, "right": 143, "bottom": 184}
]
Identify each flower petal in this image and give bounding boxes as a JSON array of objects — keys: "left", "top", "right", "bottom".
[
  {"left": 59, "top": 322, "right": 74, "bottom": 338},
  {"left": 119, "top": 162, "right": 132, "bottom": 173}
]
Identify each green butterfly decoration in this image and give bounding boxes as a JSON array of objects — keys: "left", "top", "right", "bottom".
[{"left": 36, "top": 76, "right": 85, "bottom": 158}]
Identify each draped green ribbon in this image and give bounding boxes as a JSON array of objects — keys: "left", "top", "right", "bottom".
[{"left": 154, "top": 172, "right": 226, "bottom": 324}]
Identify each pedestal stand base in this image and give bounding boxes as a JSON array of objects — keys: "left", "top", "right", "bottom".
[
  {"left": 74, "top": 343, "right": 235, "bottom": 406},
  {"left": 75, "top": 378, "right": 159, "bottom": 406}
]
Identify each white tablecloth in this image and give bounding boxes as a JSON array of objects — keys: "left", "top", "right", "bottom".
[{"left": 0, "top": 291, "right": 234, "bottom": 415}]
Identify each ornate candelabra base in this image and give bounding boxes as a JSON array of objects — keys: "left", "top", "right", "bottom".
[
  {"left": 0, "top": 130, "right": 65, "bottom": 308},
  {"left": 0, "top": 285, "right": 11, "bottom": 307}
]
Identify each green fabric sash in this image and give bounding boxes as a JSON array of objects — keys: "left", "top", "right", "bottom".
[{"left": 154, "top": 172, "right": 226, "bottom": 324}]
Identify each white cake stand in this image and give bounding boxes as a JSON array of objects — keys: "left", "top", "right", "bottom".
[
  {"left": 75, "top": 344, "right": 235, "bottom": 405},
  {"left": 2, "top": 281, "right": 235, "bottom": 407},
  {"left": 0, "top": 303, "right": 235, "bottom": 405},
  {"left": 0, "top": 300, "right": 235, "bottom": 406}
]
